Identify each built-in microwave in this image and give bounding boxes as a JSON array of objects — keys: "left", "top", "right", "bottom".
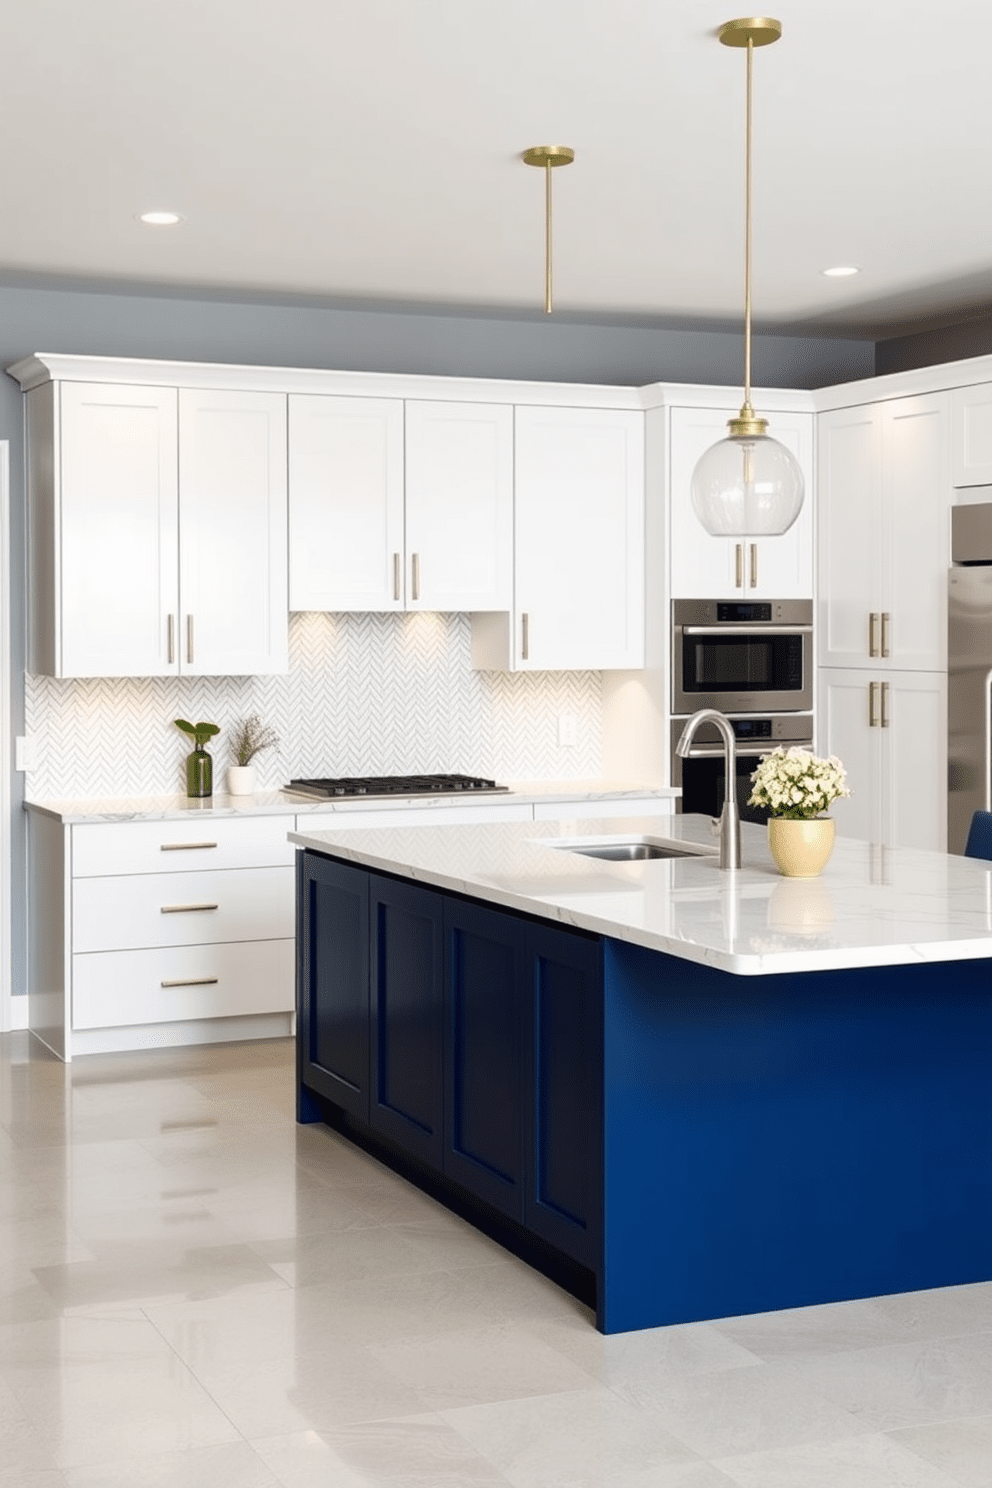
[{"left": 672, "top": 598, "right": 813, "bottom": 715}]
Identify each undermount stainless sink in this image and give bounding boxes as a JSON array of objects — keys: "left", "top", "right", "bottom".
[{"left": 541, "top": 835, "right": 717, "bottom": 863}]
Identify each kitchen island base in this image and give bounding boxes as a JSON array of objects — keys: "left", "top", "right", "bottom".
[{"left": 297, "top": 846, "right": 992, "bottom": 1333}]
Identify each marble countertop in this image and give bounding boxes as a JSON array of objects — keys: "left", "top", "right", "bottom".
[
  {"left": 24, "top": 780, "right": 678, "bottom": 825},
  {"left": 289, "top": 812, "right": 992, "bottom": 977}
]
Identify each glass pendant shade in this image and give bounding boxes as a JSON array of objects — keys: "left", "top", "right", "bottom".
[{"left": 690, "top": 430, "right": 805, "bottom": 537}]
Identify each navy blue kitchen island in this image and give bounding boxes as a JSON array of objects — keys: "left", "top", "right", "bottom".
[{"left": 293, "top": 816, "right": 992, "bottom": 1333}]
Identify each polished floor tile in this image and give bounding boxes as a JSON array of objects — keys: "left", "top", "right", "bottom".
[{"left": 4, "top": 1030, "right": 992, "bottom": 1488}]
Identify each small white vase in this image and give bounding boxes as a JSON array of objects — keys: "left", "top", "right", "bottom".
[{"left": 227, "top": 764, "right": 257, "bottom": 796}]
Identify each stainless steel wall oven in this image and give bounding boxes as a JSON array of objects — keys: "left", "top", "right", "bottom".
[{"left": 672, "top": 599, "right": 813, "bottom": 715}]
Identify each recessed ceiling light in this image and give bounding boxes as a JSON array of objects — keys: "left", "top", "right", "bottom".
[
  {"left": 821, "top": 265, "right": 860, "bottom": 278},
  {"left": 137, "top": 211, "right": 183, "bottom": 227}
]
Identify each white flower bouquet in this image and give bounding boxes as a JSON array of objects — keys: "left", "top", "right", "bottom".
[{"left": 748, "top": 747, "right": 850, "bottom": 821}]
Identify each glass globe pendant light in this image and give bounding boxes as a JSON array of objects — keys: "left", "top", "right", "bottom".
[{"left": 691, "top": 17, "right": 804, "bottom": 538}]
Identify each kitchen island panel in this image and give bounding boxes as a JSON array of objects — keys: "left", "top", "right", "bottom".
[{"left": 600, "top": 938, "right": 992, "bottom": 1332}]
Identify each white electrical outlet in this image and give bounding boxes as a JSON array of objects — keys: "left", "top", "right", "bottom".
[
  {"left": 557, "top": 713, "right": 577, "bottom": 748},
  {"left": 15, "top": 736, "right": 38, "bottom": 772}
]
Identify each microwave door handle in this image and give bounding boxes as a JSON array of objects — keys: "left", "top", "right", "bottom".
[{"left": 680, "top": 624, "right": 813, "bottom": 636}]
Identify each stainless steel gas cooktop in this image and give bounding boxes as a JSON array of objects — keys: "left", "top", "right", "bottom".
[{"left": 283, "top": 773, "right": 509, "bottom": 801}]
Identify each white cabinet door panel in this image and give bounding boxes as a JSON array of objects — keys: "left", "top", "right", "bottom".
[
  {"left": 179, "top": 389, "right": 288, "bottom": 675},
  {"left": 817, "top": 406, "right": 882, "bottom": 668},
  {"left": 818, "top": 667, "right": 880, "bottom": 842},
  {"left": 73, "top": 865, "right": 294, "bottom": 953},
  {"left": 882, "top": 394, "right": 951, "bottom": 672},
  {"left": 953, "top": 385, "right": 992, "bottom": 486},
  {"left": 883, "top": 671, "right": 947, "bottom": 852},
  {"left": 58, "top": 382, "right": 178, "bottom": 678},
  {"left": 405, "top": 400, "right": 512, "bottom": 612},
  {"left": 289, "top": 394, "right": 404, "bottom": 611},
  {"left": 514, "top": 406, "right": 643, "bottom": 670},
  {"left": 72, "top": 937, "right": 294, "bottom": 1029}
]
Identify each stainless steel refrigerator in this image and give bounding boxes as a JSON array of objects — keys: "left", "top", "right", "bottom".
[{"left": 948, "top": 503, "right": 992, "bottom": 854}]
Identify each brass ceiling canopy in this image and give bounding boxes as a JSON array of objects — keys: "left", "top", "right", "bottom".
[
  {"left": 522, "top": 145, "right": 575, "bottom": 314},
  {"left": 717, "top": 16, "right": 782, "bottom": 46}
]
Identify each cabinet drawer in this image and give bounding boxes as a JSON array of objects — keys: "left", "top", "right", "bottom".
[
  {"left": 72, "top": 814, "right": 296, "bottom": 877},
  {"left": 303, "top": 801, "right": 533, "bottom": 830},
  {"left": 72, "top": 938, "right": 294, "bottom": 1029},
  {"left": 72, "top": 866, "right": 294, "bottom": 952}
]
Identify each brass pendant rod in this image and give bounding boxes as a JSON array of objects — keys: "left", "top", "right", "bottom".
[
  {"left": 742, "top": 35, "right": 753, "bottom": 415},
  {"left": 545, "top": 158, "right": 553, "bottom": 315}
]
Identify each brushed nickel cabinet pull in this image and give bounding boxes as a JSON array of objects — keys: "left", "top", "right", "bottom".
[
  {"left": 735, "top": 543, "right": 743, "bottom": 589},
  {"left": 881, "top": 611, "right": 890, "bottom": 658},
  {"left": 868, "top": 680, "right": 879, "bottom": 728},
  {"left": 521, "top": 612, "right": 530, "bottom": 661},
  {"left": 411, "top": 552, "right": 420, "bottom": 601},
  {"left": 868, "top": 611, "right": 879, "bottom": 658},
  {"left": 160, "top": 842, "right": 218, "bottom": 852},
  {"left": 749, "top": 543, "right": 758, "bottom": 589},
  {"left": 186, "top": 614, "right": 194, "bottom": 665},
  {"left": 393, "top": 552, "right": 401, "bottom": 602},
  {"left": 160, "top": 976, "right": 220, "bottom": 988},
  {"left": 160, "top": 903, "right": 219, "bottom": 914},
  {"left": 167, "top": 614, "right": 175, "bottom": 665},
  {"left": 881, "top": 680, "right": 890, "bottom": 728}
]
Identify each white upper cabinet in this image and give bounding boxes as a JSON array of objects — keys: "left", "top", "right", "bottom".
[
  {"left": 178, "top": 389, "right": 288, "bottom": 676},
  {"left": 669, "top": 406, "right": 814, "bottom": 600},
  {"left": 952, "top": 385, "right": 992, "bottom": 486},
  {"left": 472, "top": 405, "right": 644, "bottom": 671},
  {"left": 289, "top": 394, "right": 404, "bottom": 611},
  {"left": 404, "top": 401, "right": 512, "bottom": 612},
  {"left": 41, "top": 381, "right": 179, "bottom": 679},
  {"left": 288, "top": 396, "right": 512, "bottom": 613},
  {"left": 25, "top": 377, "right": 288, "bottom": 678},
  {"left": 818, "top": 392, "right": 950, "bottom": 672}
]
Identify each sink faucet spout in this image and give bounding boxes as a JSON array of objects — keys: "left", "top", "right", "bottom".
[{"left": 675, "top": 708, "right": 742, "bottom": 871}]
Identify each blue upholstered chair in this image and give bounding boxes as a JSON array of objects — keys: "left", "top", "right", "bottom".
[{"left": 964, "top": 810, "right": 992, "bottom": 860}]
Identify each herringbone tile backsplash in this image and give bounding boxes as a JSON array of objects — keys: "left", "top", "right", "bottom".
[{"left": 25, "top": 612, "right": 602, "bottom": 798}]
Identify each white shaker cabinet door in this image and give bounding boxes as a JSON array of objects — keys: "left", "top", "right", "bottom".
[
  {"left": 953, "top": 384, "right": 992, "bottom": 486},
  {"left": 511, "top": 405, "right": 644, "bottom": 670},
  {"left": 882, "top": 670, "right": 947, "bottom": 852},
  {"left": 881, "top": 393, "right": 951, "bottom": 673},
  {"left": 818, "top": 667, "right": 881, "bottom": 842},
  {"left": 405, "top": 400, "right": 512, "bottom": 612},
  {"left": 179, "top": 389, "right": 288, "bottom": 675},
  {"left": 817, "top": 405, "right": 883, "bottom": 668},
  {"left": 55, "top": 382, "right": 179, "bottom": 678},
  {"left": 289, "top": 393, "right": 404, "bottom": 611}
]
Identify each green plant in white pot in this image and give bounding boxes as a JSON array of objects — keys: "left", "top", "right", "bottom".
[{"left": 227, "top": 715, "right": 279, "bottom": 795}]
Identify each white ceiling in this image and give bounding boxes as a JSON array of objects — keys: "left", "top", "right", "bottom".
[{"left": 4, "top": 0, "right": 991, "bottom": 339}]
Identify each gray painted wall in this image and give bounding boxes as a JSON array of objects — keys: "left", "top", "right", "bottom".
[
  {"left": 0, "top": 281, "right": 875, "bottom": 1001},
  {"left": 876, "top": 311, "right": 992, "bottom": 377}
]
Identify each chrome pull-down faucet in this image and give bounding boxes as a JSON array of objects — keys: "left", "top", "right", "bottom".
[{"left": 675, "top": 708, "right": 741, "bottom": 871}]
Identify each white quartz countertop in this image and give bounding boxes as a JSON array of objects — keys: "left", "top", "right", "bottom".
[
  {"left": 24, "top": 781, "right": 677, "bottom": 825},
  {"left": 289, "top": 812, "right": 992, "bottom": 977}
]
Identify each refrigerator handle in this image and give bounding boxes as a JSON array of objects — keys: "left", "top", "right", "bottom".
[{"left": 985, "top": 669, "right": 992, "bottom": 812}]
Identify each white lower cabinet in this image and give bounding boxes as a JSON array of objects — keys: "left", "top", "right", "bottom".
[
  {"left": 818, "top": 668, "right": 947, "bottom": 851},
  {"left": 28, "top": 812, "right": 296, "bottom": 1060}
]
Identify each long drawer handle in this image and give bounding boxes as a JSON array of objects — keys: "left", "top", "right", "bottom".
[
  {"left": 167, "top": 614, "right": 175, "bottom": 665},
  {"left": 160, "top": 903, "right": 219, "bottom": 914},
  {"left": 881, "top": 611, "right": 890, "bottom": 659},
  {"left": 411, "top": 552, "right": 421, "bottom": 601},
  {"left": 393, "top": 551, "right": 401, "bottom": 602},
  {"left": 682, "top": 624, "right": 813, "bottom": 637},
  {"left": 160, "top": 976, "right": 220, "bottom": 988},
  {"left": 749, "top": 543, "right": 758, "bottom": 590},
  {"left": 881, "top": 679, "right": 890, "bottom": 728},
  {"left": 187, "top": 614, "right": 194, "bottom": 665},
  {"left": 521, "top": 611, "right": 529, "bottom": 661},
  {"left": 868, "top": 611, "right": 879, "bottom": 658},
  {"left": 160, "top": 842, "right": 218, "bottom": 852},
  {"left": 868, "top": 680, "right": 879, "bottom": 728},
  {"left": 735, "top": 542, "right": 743, "bottom": 589}
]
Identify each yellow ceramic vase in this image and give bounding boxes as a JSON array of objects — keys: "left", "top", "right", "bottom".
[{"left": 768, "top": 816, "right": 836, "bottom": 878}]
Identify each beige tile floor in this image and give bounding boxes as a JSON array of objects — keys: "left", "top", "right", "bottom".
[{"left": 2, "top": 1031, "right": 991, "bottom": 1487}]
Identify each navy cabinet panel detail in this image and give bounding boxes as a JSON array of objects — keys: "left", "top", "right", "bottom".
[
  {"left": 444, "top": 898, "right": 525, "bottom": 1219},
  {"left": 370, "top": 877, "right": 443, "bottom": 1165},
  {"left": 297, "top": 853, "right": 369, "bottom": 1120}
]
